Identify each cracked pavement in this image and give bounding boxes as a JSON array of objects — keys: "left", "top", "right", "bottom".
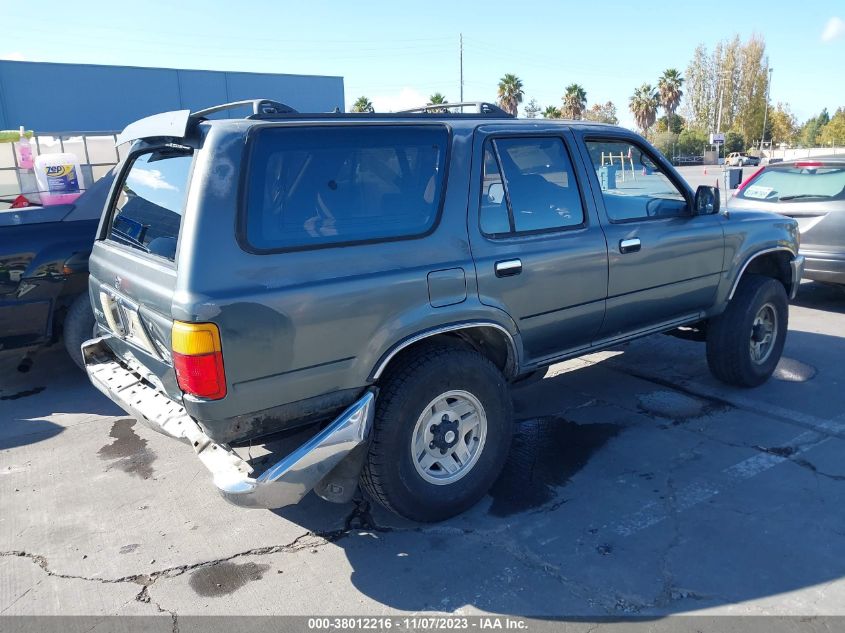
[{"left": 2, "top": 281, "right": 844, "bottom": 617}]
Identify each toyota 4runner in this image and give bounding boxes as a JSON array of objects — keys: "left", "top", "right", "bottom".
[{"left": 82, "top": 100, "right": 803, "bottom": 521}]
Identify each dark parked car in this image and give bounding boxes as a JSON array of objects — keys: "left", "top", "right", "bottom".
[
  {"left": 82, "top": 100, "right": 803, "bottom": 521},
  {"left": 0, "top": 171, "right": 114, "bottom": 369},
  {"left": 729, "top": 156, "right": 845, "bottom": 285}
]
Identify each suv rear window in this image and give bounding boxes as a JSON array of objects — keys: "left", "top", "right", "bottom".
[
  {"left": 737, "top": 165, "right": 845, "bottom": 202},
  {"left": 108, "top": 150, "right": 193, "bottom": 262},
  {"left": 244, "top": 125, "right": 448, "bottom": 251}
]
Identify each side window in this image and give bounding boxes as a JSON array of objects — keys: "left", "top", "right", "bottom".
[
  {"left": 245, "top": 125, "right": 448, "bottom": 250},
  {"left": 584, "top": 139, "right": 688, "bottom": 222},
  {"left": 108, "top": 151, "right": 193, "bottom": 262},
  {"left": 480, "top": 137, "right": 585, "bottom": 237},
  {"left": 479, "top": 145, "right": 510, "bottom": 235}
]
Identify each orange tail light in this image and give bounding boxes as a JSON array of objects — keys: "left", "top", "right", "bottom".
[{"left": 171, "top": 321, "right": 227, "bottom": 400}]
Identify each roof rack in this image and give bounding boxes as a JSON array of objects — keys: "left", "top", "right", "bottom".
[
  {"left": 398, "top": 101, "right": 513, "bottom": 117},
  {"left": 117, "top": 98, "right": 512, "bottom": 145},
  {"left": 192, "top": 99, "right": 298, "bottom": 118}
]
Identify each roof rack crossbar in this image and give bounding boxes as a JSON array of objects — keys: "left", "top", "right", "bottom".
[
  {"left": 192, "top": 99, "right": 298, "bottom": 119},
  {"left": 398, "top": 101, "right": 513, "bottom": 117}
]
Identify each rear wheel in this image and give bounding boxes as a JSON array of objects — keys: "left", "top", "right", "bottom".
[
  {"left": 361, "top": 343, "right": 513, "bottom": 522},
  {"left": 63, "top": 294, "right": 95, "bottom": 370},
  {"left": 706, "top": 275, "right": 788, "bottom": 387}
]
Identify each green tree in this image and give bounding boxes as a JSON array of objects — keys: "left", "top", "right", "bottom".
[
  {"left": 630, "top": 83, "right": 659, "bottom": 136},
  {"left": 561, "top": 83, "right": 587, "bottom": 119},
  {"left": 657, "top": 69, "right": 684, "bottom": 124},
  {"left": 682, "top": 35, "right": 770, "bottom": 145},
  {"left": 497, "top": 74, "right": 524, "bottom": 116},
  {"left": 583, "top": 101, "right": 618, "bottom": 124},
  {"left": 724, "top": 130, "right": 744, "bottom": 153},
  {"left": 676, "top": 128, "right": 708, "bottom": 156},
  {"left": 656, "top": 113, "right": 686, "bottom": 133},
  {"left": 683, "top": 44, "right": 716, "bottom": 130},
  {"left": 768, "top": 103, "right": 798, "bottom": 147},
  {"left": 524, "top": 98, "right": 541, "bottom": 119},
  {"left": 351, "top": 96, "right": 374, "bottom": 113},
  {"left": 651, "top": 132, "right": 680, "bottom": 161},
  {"left": 819, "top": 107, "right": 845, "bottom": 146},
  {"left": 542, "top": 105, "right": 561, "bottom": 119},
  {"left": 800, "top": 109, "right": 830, "bottom": 146},
  {"left": 427, "top": 92, "right": 448, "bottom": 113}
]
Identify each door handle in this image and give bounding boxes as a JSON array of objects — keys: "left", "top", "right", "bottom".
[
  {"left": 619, "top": 238, "right": 641, "bottom": 254},
  {"left": 495, "top": 259, "right": 522, "bottom": 277}
]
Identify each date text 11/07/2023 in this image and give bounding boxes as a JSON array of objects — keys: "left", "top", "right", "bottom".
[{"left": 307, "top": 616, "right": 530, "bottom": 630}]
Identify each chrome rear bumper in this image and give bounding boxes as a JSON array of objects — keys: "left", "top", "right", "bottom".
[{"left": 82, "top": 336, "right": 375, "bottom": 509}]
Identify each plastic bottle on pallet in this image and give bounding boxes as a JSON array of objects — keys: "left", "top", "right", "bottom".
[{"left": 17, "top": 126, "right": 34, "bottom": 169}]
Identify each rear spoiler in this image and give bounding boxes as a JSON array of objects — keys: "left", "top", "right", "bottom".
[{"left": 115, "top": 99, "right": 297, "bottom": 146}]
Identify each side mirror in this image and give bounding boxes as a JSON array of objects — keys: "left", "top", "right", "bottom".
[
  {"left": 694, "top": 185, "right": 720, "bottom": 215},
  {"left": 487, "top": 182, "right": 505, "bottom": 204}
]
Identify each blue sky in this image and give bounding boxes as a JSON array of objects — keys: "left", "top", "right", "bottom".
[{"left": 4, "top": 1, "right": 844, "bottom": 129}]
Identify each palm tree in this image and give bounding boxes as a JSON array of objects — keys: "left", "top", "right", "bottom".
[
  {"left": 543, "top": 105, "right": 561, "bottom": 119},
  {"left": 657, "top": 69, "right": 684, "bottom": 126},
  {"left": 497, "top": 74, "right": 524, "bottom": 116},
  {"left": 427, "top": 92, "right": 448, "bottom": 113},
  {"left": 351, "top": 96, "right": 374, "bottom": 113},
  {"left": 629, "top": 84, "right": 659, "bottom": 135},
  {"left": 561, "top": 83, "right": 587, "bottom": 119}
]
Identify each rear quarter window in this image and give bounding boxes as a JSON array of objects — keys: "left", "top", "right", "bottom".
[
  {"left": 108, "top": 150, "right": 193, "bottom": 262},
  {"left": 243, "top": 125, "right": 449, "bottom": 251}
]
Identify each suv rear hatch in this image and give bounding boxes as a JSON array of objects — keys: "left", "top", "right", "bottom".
[{"left": 88, "top": 145, "right": 194, "bottom": 400}]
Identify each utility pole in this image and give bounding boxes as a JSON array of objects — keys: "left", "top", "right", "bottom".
[
  {"left": 459, "top": 33, "right": 464, "bottom": 112},
  {"left": 760, "top": 67, "right": 773, "bottom": 151}
]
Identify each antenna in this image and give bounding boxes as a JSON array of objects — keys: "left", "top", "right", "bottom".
[{"left": 459, "top": 33, "right": 464, "bottom": 113}]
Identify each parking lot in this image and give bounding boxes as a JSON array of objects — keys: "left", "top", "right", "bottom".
[{"left": 2, "top": 278, "right": 843, "bottom": 619}]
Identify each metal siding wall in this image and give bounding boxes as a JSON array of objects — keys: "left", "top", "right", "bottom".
[{"left": 0, "top": 61, "right": 344, "bottom": 132}]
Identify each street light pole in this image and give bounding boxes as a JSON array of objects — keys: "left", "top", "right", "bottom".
[{"left": 760, "top": 67, "right": 773, "bottom": 151}]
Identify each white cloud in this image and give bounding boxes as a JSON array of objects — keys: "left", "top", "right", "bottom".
[
  {"left": 1, "top": 52, "right": 26, "bottom": 61},
  {"left": 369, "top": 87, "right": 429, "bottom": 113},
  {"left": 821, "top": 16, "right": 845, "bottom": 42},
  {"left": 128, "top": 168, "right": 177, "bottom": 191}
]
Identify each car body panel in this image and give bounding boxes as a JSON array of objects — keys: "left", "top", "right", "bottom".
[
  {"left": 727, "top": 157, "right": 843, "bottom": 284},
  {"left": 571, "top": 128, "right": 726, "bottom": 338},
  {"left": 467, "top": 125, "right": 608, "bottom": 364}
]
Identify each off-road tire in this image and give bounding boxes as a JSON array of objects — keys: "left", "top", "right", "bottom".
[
  {"left": 63, "top": 293, "right": 95, "bottom": 370},
  {"left": 706, "top": 275, "right": 788, "bottom": 387},
  {"left": 361, "top": 343, "right": 513, "bottom": 522}
]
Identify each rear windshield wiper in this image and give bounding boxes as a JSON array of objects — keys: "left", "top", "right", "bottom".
[{"left": 778, "top": 194, "right": 832, "bottom": 201}]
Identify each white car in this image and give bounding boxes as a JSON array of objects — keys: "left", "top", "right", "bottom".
[{"left": 727, "top": 152, "right": 761, "bottom": 167}]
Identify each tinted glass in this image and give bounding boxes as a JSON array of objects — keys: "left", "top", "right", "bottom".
[
  {"left": 480, "top": 145, "right": 510, "bottom": 234},
  {"left": 584, "top": 140, "right": 687, "bottom": 221},
  {"left": 109, "top": 151, "right": 193, "bottom": 262},
  {"left": 736, "top": 166, "right": 845, "bottom": 202},
  {"left": 246, "top": 126, "right": 448, "bottom": 250},
  {"left": 494, "top": 138, "right": 585, "bottom": 233}
]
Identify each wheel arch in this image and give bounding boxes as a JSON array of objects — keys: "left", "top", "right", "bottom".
[
  {"left": 369, "top": 322, "right": 521, "bottom": 383},
  {"left": 728, "top": 247, "right": 796, "bottom": 301}
]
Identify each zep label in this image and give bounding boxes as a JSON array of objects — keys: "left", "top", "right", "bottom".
[{"left": 43, "top": 164, "right": 81, "bottom": 194}]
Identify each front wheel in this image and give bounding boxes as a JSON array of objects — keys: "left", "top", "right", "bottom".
[
  {"left": 361, "top": 343, "right": 513, "bottom": 522},
  {"left": 706, "top": 275, "right": 788, "bottom": 387}
]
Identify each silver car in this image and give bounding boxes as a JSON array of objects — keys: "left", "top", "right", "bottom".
[{"left": 729, "top": 156, "right": 845, "bottom": 285}]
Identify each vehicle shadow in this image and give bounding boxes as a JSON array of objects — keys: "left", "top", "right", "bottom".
[
  {"left": 0, "top": 418, "right": 64, "bottom": 450},
  {"left": 793, "top": 281, "right": 845, "bottom": 314},
  {"left": 269, "top": 327, "right": 845, "bottom": 616},
  {"left": 0, "top": 346, "right": 125, "bottom": 453}
]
